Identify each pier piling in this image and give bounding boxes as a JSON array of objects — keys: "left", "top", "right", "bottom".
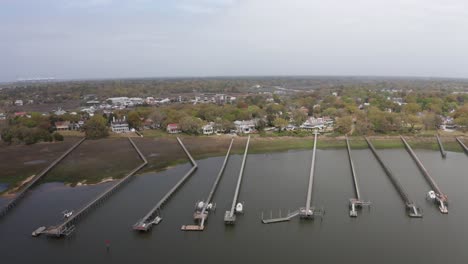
[
  {"left": 401, "top": 136, "right": 448, "bottom": 214},
  {"left": 134, "top": 137, "right": 197, "bottom": 232},
  {"left": 1, "top": 138, "right": 86, "bottom": 218},
  {"left": 345, "top": 136, "right": 371, "bottom": 217},
  {"left": 38, "top": 137, "right": 148, "bottom": 237},
  {"left": 224, "top": 136, "right": 250, "bottom": 224},
  {"left": 436, "top": 135, "right": 447, "bottom": 158},
  {"left": 456, "top": 137, "right": 468, "bottom": 155},
  {"left": 365, "top": 137, "right": 422, "bottom": 218},
  {"left": 182, "top": 138, "right": 234, "bottom": 231}
]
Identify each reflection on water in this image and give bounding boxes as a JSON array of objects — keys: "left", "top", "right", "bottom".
[{"left": 0, "top": 149, "right": 467, "bottom": 264}]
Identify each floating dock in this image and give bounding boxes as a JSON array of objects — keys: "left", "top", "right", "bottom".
[
  {"left": 262, "top": 131, "right": 323, "bottom": 224},
  {"left": 345, "top": 136, "right": 371, "bottom": 217},
  {"left": 436, "top": 135, "right": 447, "bottom": 158},
  {"left": 400, "top": 136, "right": 448, "bottom": 214},
  {"left": 37, "top": 138, "right": 147, "bottom": 237},
  {"left": 365, "top": 137, "right": 423, "bottom": 218},
  {"left": 456, "top": 137, "right": 468, "bottom": 155},
  {"left": 224, "top": 136, "right": 250, "bottom": 224},
  {"left": 182, "top": 138, "right": 234, "bottom": 231},
  {"left": 1, "top": 138, "right": 86, "bottom": 218},
  {"left": 134, "top": 137, "right": 197, "bottom": 232}
]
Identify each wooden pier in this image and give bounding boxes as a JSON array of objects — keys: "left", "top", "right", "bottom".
[
  {"left": 345, "top": 136, "right": 370, "bottom": 217},
  {"left": 37, "top": 137, "right": 148, "bottom": 237},
  {"left": 133, "top": 137, "right": 197, "bottom": 232},
  {"left": 182, "top": 138, "right": 234, "bottom": 231},
  {"left": 401, "top": 136, "right": 448, "bottom": 214},
  {"left": 436, "top": 135, "right": 447, "bottom": 158},
  {"left": 224, "top": 136, "right": 250, "bottom": 224},
  {"left": 299, "top": 131, "right": 324, "bottom": 219},
  {"left": 456, "top": 137, "right": 468, "bottom": 155},
  {"left": 365, "top": 137, "right": 422, "bottom": 218},
  {"left": 262, "top": 131, "right": 323, "bottom": 224},
  {"left": 1, "top": 138, "right": 86, "bottom": 218}
]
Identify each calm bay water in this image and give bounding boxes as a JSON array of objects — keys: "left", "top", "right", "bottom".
[{"left": 0, "top": 149, "right": 467, "bottom": 263}]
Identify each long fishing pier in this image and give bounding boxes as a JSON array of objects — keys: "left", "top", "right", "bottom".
[
  {"left": 262, "top": 131, "right": 323, "bottom": 224},
  {"left": 182, "top": 138, "right": 234, "bottom": 231},
  {"left": 1, "top": 138, "right": 85, "bottom": 218},
  {"left": 346, "top": 136, "right": 371, "bottom": 217},
  {"left": 456, "top": 137, "right": 468, "bottom": 155},
  {"left": 401, "top": 136, "right": 448, "bottom": 214},
  {"left": 224, "top": 135, "right": 250, "bottom": 224},
  {"left": 436, "top": 135, "right": 447, "bottom": 158},
  {"left": 134, "top": 137, "right": 197, "bottom": 232},
  {"left": 37, "top": 137, "right": 147, "bottom": 237},
  {"left": 365, "top": 137, "right": 423, "bottom": 218}
]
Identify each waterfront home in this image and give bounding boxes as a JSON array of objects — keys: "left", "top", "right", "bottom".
[
  {"left": 202, "top": 123, "right": 214, "bottom": 135},
  {"left": 55, "top": 121, "right": 70, "bottom": 131},
  {"left": 14, "top": 100, "right": 23, "bottom": 106},
  {"left": 167, "top": 123, "right": 181, "bottom": 134},
  {"left": 111, "top": 116, "right": 130, "bottom": 133},
  {"left": 0, "top": 113, "right": 6, "bottom": 120},
  {"left": 234, "top": 120, "right": 257, "bottom": 134}
]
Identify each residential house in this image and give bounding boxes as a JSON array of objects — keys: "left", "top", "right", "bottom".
[
  {"left": 111, "top": 116, "right": 130, "bottom": 133},
  {"left": 167, "top": 123, "right": 181, "bottom": 134},
  {"left": 55, "top": 121, "right": 70, "bottom": 131},
  {"left": 14, "top": 100, "right": 23, "bottom": 106},
  {"left": 0, "top": 113, "right": 6, "bottom": 120},
  {"left": 234, "top": 120, "right": 257, "bottom": 134},
  {"left": 202, "top": 123, "right": 214, "bottom": 135}
]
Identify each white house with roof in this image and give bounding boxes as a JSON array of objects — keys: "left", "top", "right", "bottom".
[
  {"left": 166, "top": 123, "right": 181, "bottom": 134},
  {"left": 234, "top": 120, "right": 257, "bottom": 134},
  {"left": 111, "top": 116, "right": 130, "bottom": 133},
  {"left": 202, "top": 123, "right": 214, "bottom": 135}
]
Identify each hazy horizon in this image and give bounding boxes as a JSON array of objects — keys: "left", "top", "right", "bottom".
[{"left": 2, "top": 0, "right": 468, "bottom": 82}]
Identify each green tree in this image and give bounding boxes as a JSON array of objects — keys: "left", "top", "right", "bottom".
[
  {"left": 53, "top": 132, "right": 64, "bottom": 141},
  {"left": 179, "top": 116, "right": 203, "bottom": 134},
  {"left": 291, "top": 110, "right": 307, "bottom": 126},
  {"left": 127, "top": 111, "right": 142, "bottom": 129},
  {"left": 335, "top": 116, "right": 353, "bottom": 134},
  {"left": 402, "top": 103, "right": 421, "bottom": 115},
  {"left": 273, "top": 117, "right": 289, "bottom": 131},
  {"left": 84, "top": 115, "right": 109, "bottom": 139}
]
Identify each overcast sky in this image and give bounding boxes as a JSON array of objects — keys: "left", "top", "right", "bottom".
[{"left": 1, "top": 0, "right": 468, "bottom": 81}]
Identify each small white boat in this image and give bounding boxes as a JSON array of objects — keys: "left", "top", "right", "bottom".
[
  {"left": 427, "top": 190, "right": 436, "bottom": 200},
  {"left": 32, "top": 226, "right": 46, "bottom": 237},
  {"left": 206, "top": 203, "right": 213, "bottom": 210},
  {"left": 196, "top": 201, "right": 205, "bottom": 210},
  {"left": 62, "top": 210, "right": 74, "bottom": 218},
  {"left": 152, "top": 216, "right": 162, "bottom": 225},
  {"left": 235, "top": 203, "right": 243, "bottom": 213}
]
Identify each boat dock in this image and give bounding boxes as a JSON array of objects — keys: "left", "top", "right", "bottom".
[
  {"left": 182, "top": 138, "right": 234, "bottom": 231},
  {"left": 436, "top": 135, "right": 447, "bottom": 158},
  {"left": 134, "top": 137, "right": 197, "bottom": 232},
  {"left": 401, "top": 136, "right": 448, "bottom": 214},
  {"left": 224, "top": 135, "right": 250, "bottom": 224},
  {"left": 365, "top": 137, "right": 422, "bottom": 218},
  {"left": 299, "top": 131, "right": 324, "bottom": 219},
  {"left": 1, "top": 138, "right": 86, "bottom": 218},
  {"left": 345, "top": 136, "right": 371, "bottom": 217},
  {"left": 261, "top": 131, "right": 323, "bottom": 224},
  {"left": 37, "top": 137, "right": 147, "bottom": 237},
  {"left": 456, "top": 137, "right": 468, "bottom": 155}
]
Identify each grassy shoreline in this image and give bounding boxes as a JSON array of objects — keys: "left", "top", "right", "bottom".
[{"left": 1, "top": 134, "right": 466, "bottom": 196}]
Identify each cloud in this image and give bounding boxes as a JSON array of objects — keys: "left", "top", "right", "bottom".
[{"left": 62, "top": 0, "right": 114, "bottom": 8}]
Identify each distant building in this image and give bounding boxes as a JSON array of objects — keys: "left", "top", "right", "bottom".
[
  {"left": 55, "top": 121, "right": 70, "bottom": 131},
  {"left": 202, "top": 123, "right": 214, "bottom": 135},
  {"left": 14, "top": 100, "right": 23, "bottom": 106},
  {"left": 111, "top": 116, "right": 130, "bottom": 133},
  {"left": 54, "top": 108, "right": 66, "bottom": 116},
  {"left": 167, "top": 123, "right": 181, "bottom": 134},
  {"left": 14, "top": 112, "right": 27, "bottom": 117},
  {"left": 0, "top": 113, "right": 6, "bottom": 120},
  {"left": 234, "top": 120, "right": 257, "bottom": 134}
]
